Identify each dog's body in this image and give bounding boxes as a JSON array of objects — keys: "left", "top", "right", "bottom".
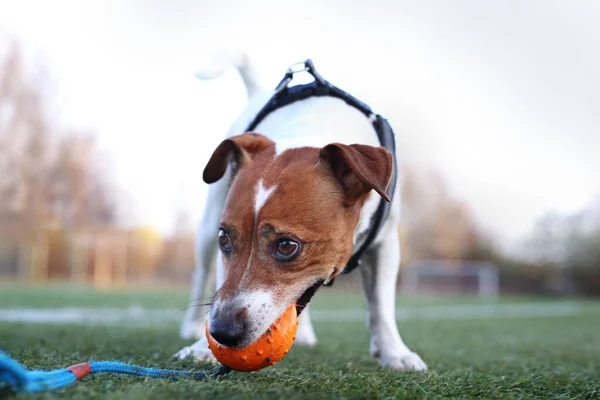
[{"left": 176, "top": 51, "right": 426, "bottom": 371}]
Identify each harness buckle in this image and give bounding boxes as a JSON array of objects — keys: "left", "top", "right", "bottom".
[
  {"left": 274, "top": 61, "right": 310, "bottom": 93},
  {"left": 275, "top": 59, "right": 329, "bottom": 95},
  {"left": 287, "top": 61, "right": 310, "bottom": 74}
]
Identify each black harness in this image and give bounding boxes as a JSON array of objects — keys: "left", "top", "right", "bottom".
[{"left": 245, "top": 60, "right": 398, "bottom": 284}]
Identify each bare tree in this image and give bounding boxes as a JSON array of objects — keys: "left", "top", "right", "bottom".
[
  {"left": 525, "top": 206, "right": 600, "bottom": 296},
  {"left": 401, "top": 166, "right": 494, "bottom": 262},
  {"left": 0, "top": 42, "right": 117, "bottom": 229}
]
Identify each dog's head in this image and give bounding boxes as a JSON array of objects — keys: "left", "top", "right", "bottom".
[{"left": 204, "top": 133, "right": 392, "bottom": 347}]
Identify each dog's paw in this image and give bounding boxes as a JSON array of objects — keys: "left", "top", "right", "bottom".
[
  {"left": 174, "top": 338, "right": 218, "bottom": 364},
  {"left": 379, "top": 351, "right": 428, "bottom": 372}
]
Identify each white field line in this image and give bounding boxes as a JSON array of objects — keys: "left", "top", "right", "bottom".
[
  {"left": 315, "top": 302, "right": 586, "bottom": 321},
  {"left": 0, "top": 302, "right": 589, "bottom": 327}
]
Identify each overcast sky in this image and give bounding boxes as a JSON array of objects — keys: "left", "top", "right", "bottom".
[{"left": 1, "top": 0, "right": 598, "bottom": 246}]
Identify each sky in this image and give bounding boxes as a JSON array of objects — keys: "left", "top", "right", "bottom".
[{"left": 0, "top": 0, "right": 598, "bottom": 246}]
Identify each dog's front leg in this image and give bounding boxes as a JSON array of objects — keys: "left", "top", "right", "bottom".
[
  {"left": 179, "top": 178, "right": 229, "bottom": 341},
  {"left": 175, "top": 254, "right": 226, "bottom": 363},
  {"left": 360, "top": 227, "right": 427, "bottom": 371},
  {"left": 295, "top": 305, "right": 317, "bottom": 346},
  {"left": 176, "top": 182, "right": 229, "bottom": 363}
]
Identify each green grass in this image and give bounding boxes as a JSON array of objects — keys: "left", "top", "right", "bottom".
[{"left": 1, "top": 284, "right": 599, "bottom": 399}]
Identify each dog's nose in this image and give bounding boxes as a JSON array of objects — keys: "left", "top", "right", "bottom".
[{"left": 209, "top": 309, "right": 247, "bottom": 347}]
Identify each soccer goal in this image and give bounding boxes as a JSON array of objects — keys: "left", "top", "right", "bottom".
[{"left": 400, "top": 259, "right": 499, "bottom": 298}]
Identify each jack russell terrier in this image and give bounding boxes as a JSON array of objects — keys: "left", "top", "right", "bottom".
[{"left": 176, "top": 50, "right": 427, "bottom": 372}]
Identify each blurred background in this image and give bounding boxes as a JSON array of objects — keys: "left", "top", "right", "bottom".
[{"left": 0, "top": 0, "right": 599, "bottom": 298}]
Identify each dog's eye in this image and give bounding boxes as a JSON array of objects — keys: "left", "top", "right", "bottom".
[
  {"left": 218, "top": 229, "right": 232, "bottom": 253},
  {"left": 274, "top": 238, "right": 300, "bottom": 261}
]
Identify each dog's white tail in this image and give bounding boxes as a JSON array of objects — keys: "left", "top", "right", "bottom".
[{"left": 195, "top": 49, "right": 263, "bottom": 97}]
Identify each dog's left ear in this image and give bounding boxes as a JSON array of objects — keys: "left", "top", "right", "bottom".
[
  {"left": 320, "top": 143, "right": 393, "bottom": 203},
  {"left": 203, "top": 133, "right": 274, "bottom": 184}
]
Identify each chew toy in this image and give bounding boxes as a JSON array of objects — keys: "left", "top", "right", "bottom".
[{"left": 206, "top": 302, "right": 298, "bottom": 372}]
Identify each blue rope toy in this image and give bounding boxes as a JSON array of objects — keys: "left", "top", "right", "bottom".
[{"left": 0, "top": 351, "right": 231, "bottom": 393}]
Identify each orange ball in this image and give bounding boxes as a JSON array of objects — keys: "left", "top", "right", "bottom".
[{"left": 206, "top": 302, "right": 298, "bottom": 372}]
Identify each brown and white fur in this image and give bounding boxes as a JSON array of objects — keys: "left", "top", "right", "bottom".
[{"left": 176, "top": 50, "right": 426, "bottom": 371}]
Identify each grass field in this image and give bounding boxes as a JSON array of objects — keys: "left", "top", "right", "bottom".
[{"left": 1, "top": 283, "right": 599, "bottom": 399}]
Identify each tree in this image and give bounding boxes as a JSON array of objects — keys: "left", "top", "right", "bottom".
[
  {"left": 0, "top": 42, "right": 117, "bottom": 229},
  {"left": 522, "top": 205, "right": 600, "bottom": 296},
  {"left": 400, "top": 166, "right": 494, "bottom": 262}
]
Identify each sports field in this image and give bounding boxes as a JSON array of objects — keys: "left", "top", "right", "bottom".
[{"left": 1, "top": 283, "right": 599, "bottom": 399}]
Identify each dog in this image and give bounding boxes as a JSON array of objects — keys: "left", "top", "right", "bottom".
[{"left": 176, "top": 50, "right": 427, "bottom": 371}]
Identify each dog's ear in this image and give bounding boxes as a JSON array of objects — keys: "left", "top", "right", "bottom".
[
  {"left": 320, "top": 143, "right": 393, "bottom": 203},
  {"left": 203, "top": 133, "right": 274, "bottom": 183}
]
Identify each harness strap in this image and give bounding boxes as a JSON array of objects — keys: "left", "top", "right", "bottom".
[
  {"left": 248, "top": 60, "right": 376, "bottom": 131},
  {"left": 244, "top": 60, "right": 398, "bottom": 282}
]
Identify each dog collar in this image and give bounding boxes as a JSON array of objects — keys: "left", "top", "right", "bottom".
[{"left": 244, "top": 60, "right": 398, "bottom": 285}]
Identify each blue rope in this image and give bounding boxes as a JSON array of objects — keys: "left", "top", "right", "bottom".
[
  {"left": 0, "top": 351, "right": 230, "bottom": 393},
  {"left": 88, "top": 361, "right": 212, "bottom": 380}
]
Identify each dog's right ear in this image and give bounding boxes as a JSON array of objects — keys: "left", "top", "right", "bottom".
[
  {"left": 203, "top": 133, "right": 274, "bottom": 183},
  {"left": 320, "top": 143, "right": 393, "bottom": 203}
]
